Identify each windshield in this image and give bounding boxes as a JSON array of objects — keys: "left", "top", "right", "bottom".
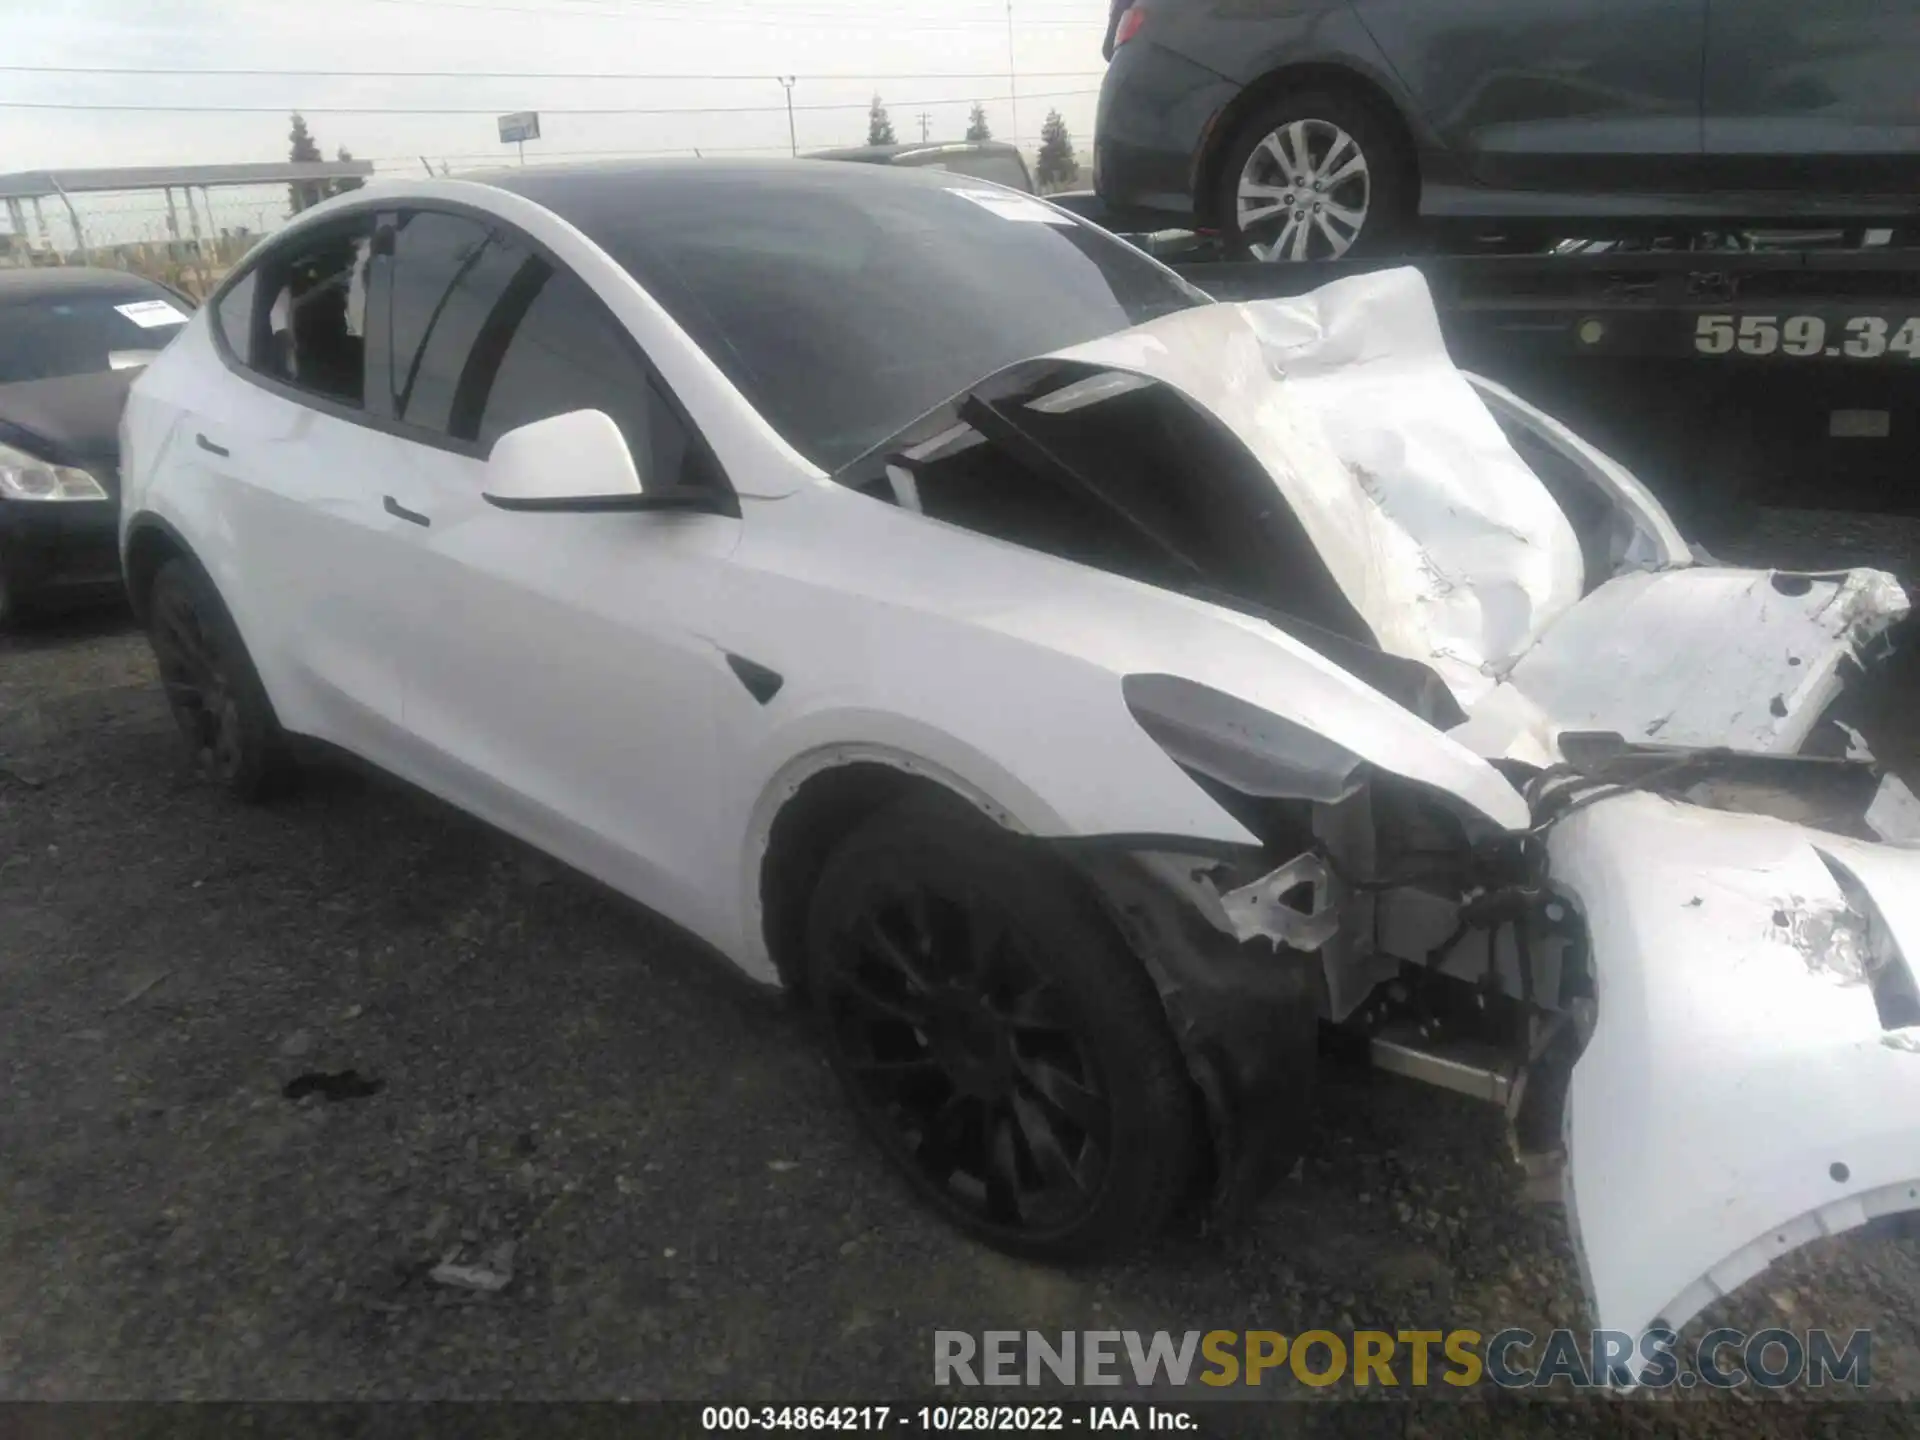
[
  {"left": 0, "top": 287, "right": 191, "bottom": 385},
  {"left": 509, "top": 164, "right": 1209, "bottom": 471}
]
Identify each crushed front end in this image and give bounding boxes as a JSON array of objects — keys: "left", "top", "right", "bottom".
[{"left": 1072, "top": 572, "right": 1919, "bottom": 1383}]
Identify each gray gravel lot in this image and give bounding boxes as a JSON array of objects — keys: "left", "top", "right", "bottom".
[{"left": 2, "top": 510, "right": 1917, "bottom": 1428}]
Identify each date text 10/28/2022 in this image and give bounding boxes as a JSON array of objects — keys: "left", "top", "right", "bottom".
[{"left": 701, "top": 1407, "right": 1196, "bottom": 1432}]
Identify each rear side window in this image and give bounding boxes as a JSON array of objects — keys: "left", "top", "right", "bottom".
[
  {"left": 385, "top": 211, "right": 535, "bottom": 432},
  {"left": 257, "top": 216, "right": 375, "bottom": 407},
  {"left": 214, "top": 270, "right": 258, "bottom": 363}
]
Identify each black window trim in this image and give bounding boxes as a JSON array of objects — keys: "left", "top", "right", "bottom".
[{"left": 204, "top": 195, "right": 738, "bottom": 501}]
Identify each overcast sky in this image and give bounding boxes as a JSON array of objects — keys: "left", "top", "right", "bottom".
[{"left": 2, "top": 0, "right": 1112, "bottom": 242}]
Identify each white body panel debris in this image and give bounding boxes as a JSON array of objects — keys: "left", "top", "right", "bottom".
[{"left": 1549, "top": 794, "right": 1920, "bottom": 1380}]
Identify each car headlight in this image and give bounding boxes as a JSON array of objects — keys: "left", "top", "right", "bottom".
[
  {"left": 0, "top": 440, "right": 109, "bottom": 502},
  {"left": 1122, "top": 672, "right": 1366, "bottom": 805}
]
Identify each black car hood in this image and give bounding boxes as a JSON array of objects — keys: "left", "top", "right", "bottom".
[{"left": 0, "top": 369, "right": 136, "bottom": 466}]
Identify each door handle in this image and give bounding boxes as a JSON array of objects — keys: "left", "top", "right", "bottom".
[
  {"left": 195, "top": 432, "right": 229, "bottom": 457},
  {"left": 383, "top": 495, "right": 431, "bottom": 527}
]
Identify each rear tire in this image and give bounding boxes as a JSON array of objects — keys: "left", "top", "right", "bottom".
[
  {"left": 1212, "top": 88, "right": 1415, "bottom": 262},
  {"left": 146, "top": 557, "right": 294, "bottom": 801},
  {"left": 805, "top": 795, "right": 1200, "bottom": 1261}
]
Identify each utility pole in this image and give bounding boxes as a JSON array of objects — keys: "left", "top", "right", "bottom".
[
  {"left": 1006, "top": 0, "right": 1020, "bottom": 152},
  {"left": 778, "top": 76, "right": 798, "bottom": 156},
  {"left": 918, "top": 112, "right": 932, "bottom": 143}
]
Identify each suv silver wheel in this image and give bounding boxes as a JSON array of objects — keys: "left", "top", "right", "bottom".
[{"left": 1236, "top": 118, "right": 1371, "bottom": 262}]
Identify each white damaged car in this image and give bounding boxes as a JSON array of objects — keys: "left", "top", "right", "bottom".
[{"left": 119, "top": 161, "right": 1920, "bottom": 1374}]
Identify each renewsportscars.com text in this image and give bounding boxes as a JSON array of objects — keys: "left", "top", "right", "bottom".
[{"left": 933, "top": 1328, "right": 1874, "bottom": 1390}]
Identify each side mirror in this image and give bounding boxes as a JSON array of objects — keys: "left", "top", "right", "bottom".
[{"left": 481, "top": 409, "right": 736, "bottom": 516}]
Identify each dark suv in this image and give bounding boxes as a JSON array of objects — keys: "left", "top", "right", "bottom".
[{"left": 1096, "top": 0, "right": 1920, "bottom": 260}]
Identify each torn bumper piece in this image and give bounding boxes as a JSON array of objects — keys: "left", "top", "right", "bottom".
[
  {"left": 1217, "top": 851, "right": 1339, "bottom": 951},
  {"left": 1546, "top": 792, "right": 1920, "bottom": 1383}
]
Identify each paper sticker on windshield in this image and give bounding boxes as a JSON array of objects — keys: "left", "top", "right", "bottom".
[
  {"left": 115, "top": 298, "right": 189, "bottom": 329},
  {"left": 946, "top": 188, "right": 1072, "bottom": 225}
]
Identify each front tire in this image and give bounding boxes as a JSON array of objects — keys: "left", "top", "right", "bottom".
[
  {"left": 1213, "top": 89, "right": 1414, "bottom": 262},
  {"left": 805, "top": 795, "right": 1200, "bottom": 1261},
  {"left": 146, "top": 557, "right": 294, "bottom": 801}
]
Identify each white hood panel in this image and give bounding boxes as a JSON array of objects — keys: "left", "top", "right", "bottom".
[{"left": 1046, "top": 273, "right": 1909, "bottom": 768}]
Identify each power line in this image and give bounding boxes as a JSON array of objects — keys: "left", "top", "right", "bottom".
[
  {"left": 0, "top": 88, "right": 1097, "bottom": 115},
  {"left": 0, "top": 65, "right": 1105, "bottom": 80}
]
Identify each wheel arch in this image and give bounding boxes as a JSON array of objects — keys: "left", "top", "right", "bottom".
[
  {"left": 749, "top": 745, "right": 1037, "bottom": 995},
  {"left": 753, "top": 744, "right": 1323, "bottom": 1226},
  {"left": 1194, "top": 61, "right": 1422, "bottom": 229},
  {"left": 122, "top": 510, "right": 197, "bottom": 625}
]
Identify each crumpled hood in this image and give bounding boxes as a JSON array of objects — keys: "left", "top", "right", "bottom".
[
  {"left": 1048, "top": 270, "right": 1910, "bottom": 766},
  {"left": 1051, "top": 267, "right": 1587, "bottom": 706}
]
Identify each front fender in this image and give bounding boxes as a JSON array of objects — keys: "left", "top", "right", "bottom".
[
  {"left": 1549, "top": 793, "right": 1920, "bottom": 1383},
  {"left": 730, "top": 707, "right": 1264, "bottom": 984}
]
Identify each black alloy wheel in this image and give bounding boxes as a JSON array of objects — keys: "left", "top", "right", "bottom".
[
  {"left": 824, "top": 882, "right": 1112, "bottom": 1234},
  {"left": 146, "top": 557, "right": 292, "bottom": 800},
  {"left": 806, "top": 796, "right": 1200, "bottom": 1260}
]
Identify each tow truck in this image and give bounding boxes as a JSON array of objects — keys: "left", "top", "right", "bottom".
[{"left": 1132, "top": 225, "right": 1920, "bottom": 539}]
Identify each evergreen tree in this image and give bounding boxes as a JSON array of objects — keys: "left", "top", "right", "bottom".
[
  {"left": 965, "top": 103, "right": 992, "bottom": 143},
  {"left": 867, "top": 95, "right": 897, "bottom": 147},
  {"left": 287, "top": 112, "right": 324, "bottom": 214},
  {"left": 1035, "top": 109, "right": 1078, "bottom": 190}
]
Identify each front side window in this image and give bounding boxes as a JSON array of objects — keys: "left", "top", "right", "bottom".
[
  {"left": 385, "top": 210, "right": 533, "bottom": 433},
  {"left": 258, "top": 217, "right": 374, "bottom": 407},
  {"left": 372, "top": 208, "right": 710, "bottom": 491},
  {"left": 465, "top": 266, "right": 705, "bottom": 492},
  {"left": 0, "top": 284, "right": 190, "bottom": 384}
]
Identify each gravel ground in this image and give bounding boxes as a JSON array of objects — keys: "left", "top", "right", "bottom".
[{"left": 2, "top": 510, "right": 1918, "bottom": 1427}]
